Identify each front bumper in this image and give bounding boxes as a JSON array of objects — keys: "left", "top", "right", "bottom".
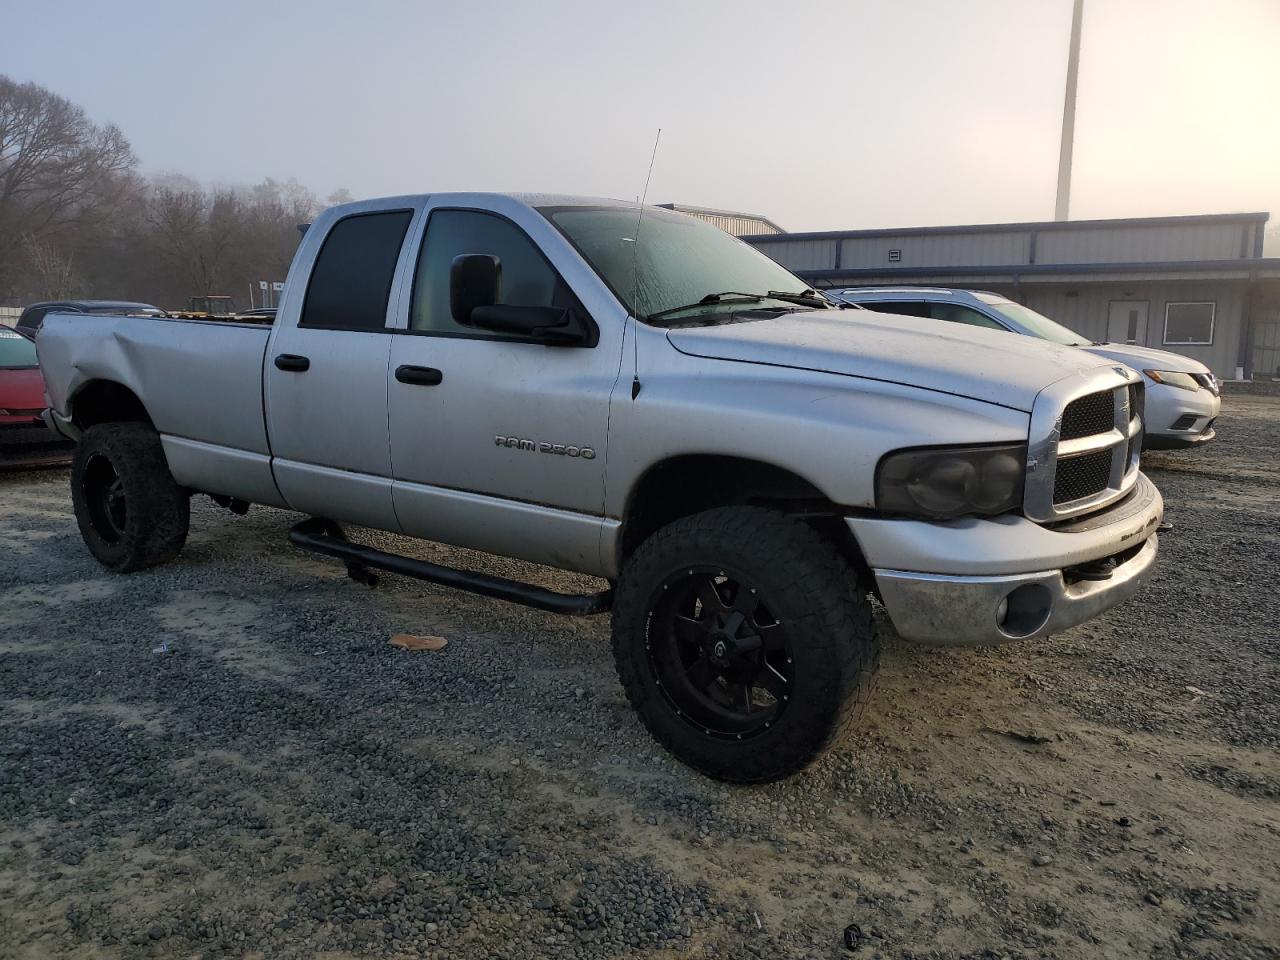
[
  {"left": 1145, "top": 423, "right": 1216, "bottom": 449},
  {"left": 0, "top": 419, "right": 74, "bottom": 468},
  {"left": 1144, "top": 383, "right": 1220, "bottom": 448},
  {"left": 849, "top": 473, "right": 1163, "bottom": 646}
]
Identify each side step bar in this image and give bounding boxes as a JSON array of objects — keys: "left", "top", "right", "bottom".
[{"left": 288, "top": 518, "right": 613, "bottom": 617}]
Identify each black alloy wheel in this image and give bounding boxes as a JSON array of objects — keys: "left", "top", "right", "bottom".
[
  {"left": 646, "top": 565, "right": 794, "bottom": 740},
  {"left": 82, "top": 453, "right": 128, "bottom": 543}
]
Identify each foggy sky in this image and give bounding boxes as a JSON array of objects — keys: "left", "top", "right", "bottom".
[{"left": 5, "top": 0, "right": 1278, "bottom": 232}]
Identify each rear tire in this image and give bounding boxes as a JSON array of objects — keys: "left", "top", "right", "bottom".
[
  {"left": 611, "top": 506, "right": 879, "bottom": 783},
  {"left": 70, "top": 422, "right": 189, "bottom": 573}
]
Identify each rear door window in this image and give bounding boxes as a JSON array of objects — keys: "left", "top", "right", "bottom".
[{"left": 300, "top": 211, "right": 413, "bottom": 331}]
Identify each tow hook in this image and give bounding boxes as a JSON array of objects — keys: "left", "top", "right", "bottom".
[{"left": 1071, "top": 557, "right": 1117, "bottom": 581}]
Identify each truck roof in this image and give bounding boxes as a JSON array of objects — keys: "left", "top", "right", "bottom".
[
  {"left": 325, "top": 193, "right": 644, "bottom": 214},
  {"left": 24, "top": 299, "right": 164, "bottom": 313}
]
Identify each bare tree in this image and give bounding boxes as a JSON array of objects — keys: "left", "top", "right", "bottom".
[
  {"left": 0, "top": 75, "right": 135, "bottom": 297},
  {"left": 0, "top": 75, "right": 324, "bottom": 308},
  {"left": 21, "top": 234, "right": 81, "bottom": 298}
]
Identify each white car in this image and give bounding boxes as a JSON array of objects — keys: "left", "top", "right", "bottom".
[{"left": 829, "top": 288, "right": 1221, "bottom": 449}]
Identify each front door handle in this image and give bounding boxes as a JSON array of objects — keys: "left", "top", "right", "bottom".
[
  {"left": 274, "top": 353, "right": 310, "bottom": 372},
  {"left": 395, "top": 365, "right": 444, "bottom": 386}
]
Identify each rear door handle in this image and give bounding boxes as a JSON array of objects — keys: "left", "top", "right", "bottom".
[
  {"left": 395, "top": 365, "right": 443, "bottom": 386},
  {"left": 274, "top": 354, "right": 310, "bottom": 372}
]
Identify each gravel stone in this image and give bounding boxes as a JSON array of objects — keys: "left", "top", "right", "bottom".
[{"left": 0, "top": 393, "right": 1277, "bottom": 957}]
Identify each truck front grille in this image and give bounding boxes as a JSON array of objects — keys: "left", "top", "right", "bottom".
[
  {"left": 1053, "top": 449, "right": 1112, "bottom": 503},
  {"left": 1060, "top": 390, "right": 1115, "bottom": 441},
  {"left": 1025, "top": 371, "right": 1144, "bottom": 521}
]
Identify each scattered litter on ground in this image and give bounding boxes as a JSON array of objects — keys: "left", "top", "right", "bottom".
[
  {"left": 981, "top": 726, "right": 1052, "bottom": 745},
  {"left": 842, "top": 922, "right": 863, "bottom": 950},
  {"left": 389, "top": 633, "right": 448, "bottom": 651},
  {"left": 151, "top": 641, "right": 170, "bottom": 654}
]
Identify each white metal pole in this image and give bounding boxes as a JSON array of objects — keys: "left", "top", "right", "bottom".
[{"left": 1055, "top": 0, "right": 1084, "bottom": 221}]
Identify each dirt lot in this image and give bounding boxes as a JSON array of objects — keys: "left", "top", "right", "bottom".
[{"left": 1, "top": 396, "right": 1278, "bottom": 960}]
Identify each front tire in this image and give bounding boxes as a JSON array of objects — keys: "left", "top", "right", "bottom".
[
  {"left": 70, "top": 422, "right": 189, "bottom": 573},
  {"left": 612, "top": 507, "right": 879, "bottom": 783}
]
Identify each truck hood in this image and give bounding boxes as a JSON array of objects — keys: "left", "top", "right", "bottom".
[
  {"left": 666, "top": 310, "right": 1117, "bottom": 412},
  {"left": 1080, "top": 342, "right": 1210, "bottom": 375}
]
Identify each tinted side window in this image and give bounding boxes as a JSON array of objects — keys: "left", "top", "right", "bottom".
[
  {"left": 928, "top": 304, "right": 1007, "bottom": 330},
  {"left": 17, "top": 307, "right": 49, "bottom": 332},
  {"left": 864, "top": 301, "right": 931, "bottom": 318},
  {"left": 411, "top": 210, "right": 558, "bottom": 335},
  {"left": 300, "top": 211, "right": 413, "bottom": 331}
]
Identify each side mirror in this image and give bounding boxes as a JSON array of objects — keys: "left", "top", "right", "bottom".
[
  {"left": 470, "top": 304, "right": 581, "bottom": 344},
  {"left": 450, "top": 254, "right": 500, "bottom": 325}
]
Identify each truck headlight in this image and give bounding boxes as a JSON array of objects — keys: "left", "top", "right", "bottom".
[
  {"left": 876, "top": 444, "right": 1025, "bottom": 520},
  {"left": 1143, "top": 369, "right": 1199, "bottom": 392}
]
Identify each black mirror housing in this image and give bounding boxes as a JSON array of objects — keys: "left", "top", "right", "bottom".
[
  {"left": 470, "top": 304, "right": 581, "bottom": 343},
  {"left": 450, "top": 254, "right": 500, "bottom": 325}
]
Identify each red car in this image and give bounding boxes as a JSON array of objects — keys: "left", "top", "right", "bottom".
[{"left": 0, "top": 324, "right": 74, "bottom": 467}]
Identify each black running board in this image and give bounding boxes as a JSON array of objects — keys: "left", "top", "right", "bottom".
[{"left": 288, "top": 518, "right": 612, "bottom": 616}]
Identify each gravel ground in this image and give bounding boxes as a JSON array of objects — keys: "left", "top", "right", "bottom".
[{"left": 1, "top": 396, "right": 1278, "bottom": 960}]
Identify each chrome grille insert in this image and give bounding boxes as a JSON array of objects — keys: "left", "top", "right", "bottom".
[{"left": 1024, "top": 367, "right": 1143, "bottom": 522}]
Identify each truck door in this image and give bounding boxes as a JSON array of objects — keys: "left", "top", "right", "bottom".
[
  {"left": 265, "top": 207, "right": 416, "bottom": 530},
  {"left": 387, "top": 206, "right": 618, "bottom": 574}
]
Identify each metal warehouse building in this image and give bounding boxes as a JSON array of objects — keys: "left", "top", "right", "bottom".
[
  {"left": 656, "top": 203, "right": 785, "bottom": 237},
  {"left": 738, "top": 212, "right": 1280, "bottom": 381}
]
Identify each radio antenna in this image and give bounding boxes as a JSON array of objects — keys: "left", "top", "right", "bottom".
[{"left": 630, "top": 127, "right": 661, "bottom": 400}]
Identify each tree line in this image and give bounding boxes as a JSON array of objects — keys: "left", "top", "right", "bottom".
[{"left": 0, "top": 74, "right": 351, "bottom": 311}]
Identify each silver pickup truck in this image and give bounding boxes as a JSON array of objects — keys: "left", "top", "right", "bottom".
[{"left": 37, "top": 193, "right": 1163, "bottom": 782}]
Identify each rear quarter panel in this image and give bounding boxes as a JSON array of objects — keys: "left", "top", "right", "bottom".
[{"left": 39, "top": 313, "right": 272, "bottom": 454}]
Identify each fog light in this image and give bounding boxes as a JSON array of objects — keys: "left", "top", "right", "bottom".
[{"left": 997, "top": 583, "right": 1053, "bottom": 639}]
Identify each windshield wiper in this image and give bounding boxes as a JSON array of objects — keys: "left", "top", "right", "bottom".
[
  {"left": 765, "top": 289, "right": 833, "bottom": 308},
  {"left": 646, "top": 289, "right": 830, "bottom": 324},
  {"left": 645, "top": 292, "right": 766, "bottom": 323}
]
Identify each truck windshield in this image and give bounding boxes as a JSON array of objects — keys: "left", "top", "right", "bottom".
[
  {"left": 541, "top": 205, "right": 815, "bottom": 323},
  {"left": 975, "top": 295, "right": 1089, "bottom": 346},
  {"left": 0, "top": 327, "right": 39, "bottom": 368}
]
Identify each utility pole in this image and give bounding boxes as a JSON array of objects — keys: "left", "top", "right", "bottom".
[{"left": 1054, "top": 0, "right": 1084, "bottom": 221}]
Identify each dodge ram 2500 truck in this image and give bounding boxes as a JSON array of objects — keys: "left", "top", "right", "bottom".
[{"left": 37, "top": 194, "right": 1163, "bottom": 782}]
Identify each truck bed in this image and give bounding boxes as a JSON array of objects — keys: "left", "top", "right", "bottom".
[{"left": 37, "top": 312, "right": 280, "bottom": 503}]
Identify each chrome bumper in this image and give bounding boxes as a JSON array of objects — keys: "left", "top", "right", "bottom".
[
  {"left": 873, "top": 534, "right": 1158, "bottom": 646},
  {"left": 851, "top": 472, "right": 1164, "bottom": 646}
]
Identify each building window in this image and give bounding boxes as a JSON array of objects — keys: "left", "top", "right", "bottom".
[{"left": 1163, "top": 301, "right": 1215, "bottom": 345}]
